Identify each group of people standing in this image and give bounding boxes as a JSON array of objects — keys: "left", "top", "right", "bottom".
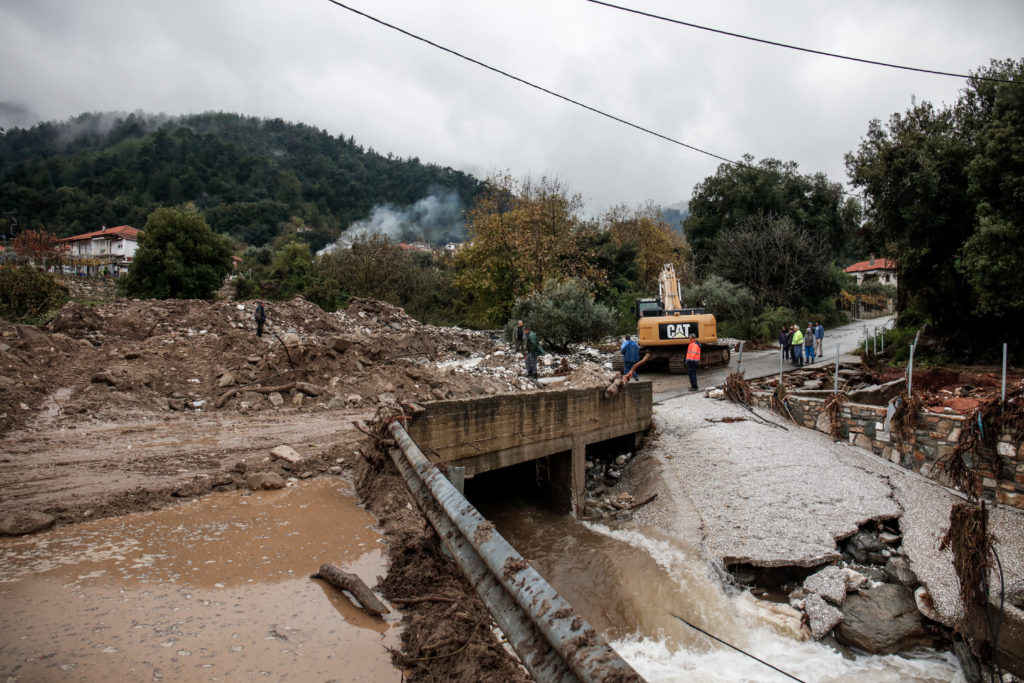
[{"left": 780, "top": 321, "right": 824, "bottom": 367}]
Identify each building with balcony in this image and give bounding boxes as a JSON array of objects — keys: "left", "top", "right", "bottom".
[{"left": 59, "top": 225, "right": 141, "bottom": 276}]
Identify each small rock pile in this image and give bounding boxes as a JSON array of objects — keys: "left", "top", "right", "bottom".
[
  {"left": 581, "top": 449, "right": 640, "bottom": 520},
  {"left": 765, "top": 521, "right": 950, "bottom": 655}
]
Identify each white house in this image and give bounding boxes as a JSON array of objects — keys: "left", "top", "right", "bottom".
[
  {"left": 844, "top": 256, "right": 897, "bottom": 287},
  {"left": 59, "top": 225, "right": 141, "bottom": 276}
]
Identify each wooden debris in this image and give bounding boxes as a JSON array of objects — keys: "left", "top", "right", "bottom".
[{"left": 311, "top": 564, "right": 390, "bottom": 616}]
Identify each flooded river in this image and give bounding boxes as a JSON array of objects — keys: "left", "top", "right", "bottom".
[
  {"left": 0, "top": 479, "right": 400, "bottom": 682},
  {"left": 477, "top": 496, "right": 964, "bottom": 683}
]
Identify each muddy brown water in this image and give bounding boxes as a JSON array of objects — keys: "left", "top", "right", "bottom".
[{"left": 0, "top": 479, "right": 400, "bottom": 682}]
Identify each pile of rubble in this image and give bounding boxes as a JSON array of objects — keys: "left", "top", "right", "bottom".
[
  {"left": 735, "top": 520, "right": 953, "bottom": 655},
  {"left": 0, "top": 296, "right": 622, "bottom": 435},
  {"left": 748, "top": 363, "right": 1020, "bottom": 415}
]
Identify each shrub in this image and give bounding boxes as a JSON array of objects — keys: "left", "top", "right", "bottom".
[
  {"left": 509, "top": 279, "right": 616, "bottom": 352},
  {"left": 0, "top": 265, "right": 69, "bottom": 323}
]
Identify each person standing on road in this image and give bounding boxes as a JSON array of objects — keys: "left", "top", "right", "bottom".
[
  {"left": 621, "top": 334, "right": 641, "bottom": 381},
  {"left": 254, "top": 301, "right": 267, "bottom": 338},
  {"left": 804, "top": 323, "right": 816, "bottom": 363},
  {"left": 814, "top": 321, "right": 824, "bottom": 357},
  {"left": 513, "top": 320, "right": 525, "bottom": 352},
  {"left": 686, "top": 333, "right": 701, "bottom": 391},
  {"left": 779, "top": 326, "right": 791, "bottom": 361},
  {"left": 525, "top": 327, "right": 544, "bottom": 379},
  {"left": 790, "top": 324, "right": 804, "bottom": 367}
]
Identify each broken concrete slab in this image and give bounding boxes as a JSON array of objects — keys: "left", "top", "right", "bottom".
[
  {"left": 805, "top": 592, "right": 844, "bottom": 640},
  {"left": 804, "top": 565, "right": 847, "bottom": 605}
]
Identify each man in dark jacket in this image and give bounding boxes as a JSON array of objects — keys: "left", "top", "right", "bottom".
[
  {"left": 525, "top": 328, "right": 544, "bottom": 379},
  {"left": 254, "top": 301, "right": 267, "bottom": 338},
  {"left": 513, "top": 320, "right": 525, "bottom": 352},
  {"left": 779, "top": 326, "right": 791, "bottom": 361}
]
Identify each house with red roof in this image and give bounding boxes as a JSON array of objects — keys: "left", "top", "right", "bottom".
[
  {"left": 59, "top": 225, "right": 141, "bottom": 276},
  {"left": 844, "top": 256, "right": 897, "bottom": 287}
]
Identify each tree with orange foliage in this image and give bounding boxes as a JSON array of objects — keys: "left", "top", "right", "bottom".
[
  {"left": 454, "top": 173, "right": 604, "bottom": 327},
  {"left": 12, "top": 230, "right": 61, "bottom": 265}
]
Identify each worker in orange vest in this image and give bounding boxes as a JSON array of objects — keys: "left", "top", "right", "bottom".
[{"left": 686, "top": 333, "right": 701, "bottom": 392}]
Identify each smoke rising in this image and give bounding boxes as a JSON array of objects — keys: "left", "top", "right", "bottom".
[{"left": 319, "top": 187, "right": 467, "bottom": 254}]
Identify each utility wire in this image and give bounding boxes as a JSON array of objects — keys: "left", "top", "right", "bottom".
[
  {"left": 586, "top": 0, "right": 1022, "bottom": 86},
  {"left": 670, "top": 613, "right": 806, "bottom": 682},
  {"left": 322, "top": 0, "right": 737, "bottom": 166},
  {"left": 323, "top": 1, "right": 863, "bottom": 198}
]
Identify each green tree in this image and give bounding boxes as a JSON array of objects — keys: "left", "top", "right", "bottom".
[
  {"left": 317, "top": 232, "right": 407, "bottom": 302},
  {"left": 121, "top": 207, "right": 233, "bottom": 299},
  {"left": 268, "top": 238, "right": 315, "bottom": 300},
  {"left": 710, "top": 214, "right": 837, "bottom": 310},
  {"left": 680, "top": 275, "right": 758, "bottom": 338},
  {"left": 684, "top": 156, "right": 861, "bottom": 266},
  {"left": 958, "top": 59, "right": 1024, "bottom": 317},
  {"left": 509, "top": 278, "right": 615, "bottom": 352},
  {"left": 845, "top": 59, "right": 1024, "bottom": 354}
]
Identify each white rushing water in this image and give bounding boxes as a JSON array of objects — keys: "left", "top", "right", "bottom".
[
  {"left": 590, "top": 524, "right": 964, "bottom": 683},
  {"left": 477, "top": 495, "right": 963, "bottom": 683}
]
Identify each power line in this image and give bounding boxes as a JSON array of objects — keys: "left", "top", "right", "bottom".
[
  {"left": 586, "top": 0, "right": 1023, "bottom": 86},
  {"left": 322, "top": 0, "right": 737, "bottom": 166},
  {"left": 322, "top": 1, "right": 862, "bottom": 198}
]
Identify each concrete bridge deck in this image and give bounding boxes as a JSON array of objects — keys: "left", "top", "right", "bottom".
[{"left": 406, "top": 382, "right": 652, "bottom": 515}]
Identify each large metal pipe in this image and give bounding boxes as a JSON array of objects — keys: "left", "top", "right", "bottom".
[{"left": 388, "top": 420, "right": 643, "bottom": 683}]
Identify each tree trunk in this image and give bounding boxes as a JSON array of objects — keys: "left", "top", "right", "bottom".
[{"left": 312, "top": 564, "right": 390, "bottom": 616}]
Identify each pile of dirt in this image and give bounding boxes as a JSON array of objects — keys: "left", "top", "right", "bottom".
[{"left": 6, "top": 296, "right": 603, "bottom": 436}]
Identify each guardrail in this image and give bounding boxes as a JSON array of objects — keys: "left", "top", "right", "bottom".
[{"left": 387, "top": 420, "right": 644, "bottom": 683}]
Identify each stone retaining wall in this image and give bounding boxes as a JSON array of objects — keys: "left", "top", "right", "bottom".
[{"left": 751, "top": 392, "right": 1024, "bottom": 509}]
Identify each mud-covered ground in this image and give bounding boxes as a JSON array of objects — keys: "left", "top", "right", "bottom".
[{"left": 0, "top": 295, "right": 614, "bottom": 680}]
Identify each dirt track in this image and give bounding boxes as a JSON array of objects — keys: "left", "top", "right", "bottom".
[{"left": 0, "top": 407, "right": 371, "bottom": 524}]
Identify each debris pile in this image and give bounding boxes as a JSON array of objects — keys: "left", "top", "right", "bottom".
[
  {"left": 748, "top": 364, "right": 1022, "bottom": 415},
  {"left": 735, "top": 520, "right": 951, "bottom": 655},
  {"left": 1, "top": 296, "right": 625, "bottom": 435}
]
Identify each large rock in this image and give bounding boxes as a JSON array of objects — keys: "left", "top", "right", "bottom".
[
  {"left": 0, "top": 510, "right": 56, "bottom": 535},
  {"left": 247, "top": 472, "right": 286, "bottom": 490},
  {"left": 844, "top": 530, "right": 886, "bottom": 564},
  {"left": 270, "top": 445, "right": 304, "bottom": 464},
  {"left": 884, "top": 556, "right": 919, "bottom": 588},
  {"left": 835, "top": 584, "right": 930, "bottom": 654}
]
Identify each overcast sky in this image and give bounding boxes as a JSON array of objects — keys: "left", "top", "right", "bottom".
[{"left": 1, "top": 0, "right": 1021, "bottom": 215}]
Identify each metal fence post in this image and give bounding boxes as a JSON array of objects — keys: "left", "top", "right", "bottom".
[
  {"left": 908, "top": 343, "right": 916, "bottom": 397},
  {"left": 834, "top": 346, "right": 840, "bottom": 396}
]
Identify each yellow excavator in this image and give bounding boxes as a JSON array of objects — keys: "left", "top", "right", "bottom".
[{"left": 612, "top": 263, "right": 731, "bottom": 374}]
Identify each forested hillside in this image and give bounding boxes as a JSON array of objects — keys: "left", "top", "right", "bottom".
[{"left": 0, "top": 111, "right": 482, "bottom": 250}]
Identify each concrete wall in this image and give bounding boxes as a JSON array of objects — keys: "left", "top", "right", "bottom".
[
  {"left": 752, "top": 392, "right": 1024, "bottom": 509},
  {"left": 406, "top": 383, "right": 652, "bottom": 515}
]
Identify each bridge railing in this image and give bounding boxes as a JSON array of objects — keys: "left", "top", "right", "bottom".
[{"left": 387, "top": 420, "right": 644, "bottom": 683}]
